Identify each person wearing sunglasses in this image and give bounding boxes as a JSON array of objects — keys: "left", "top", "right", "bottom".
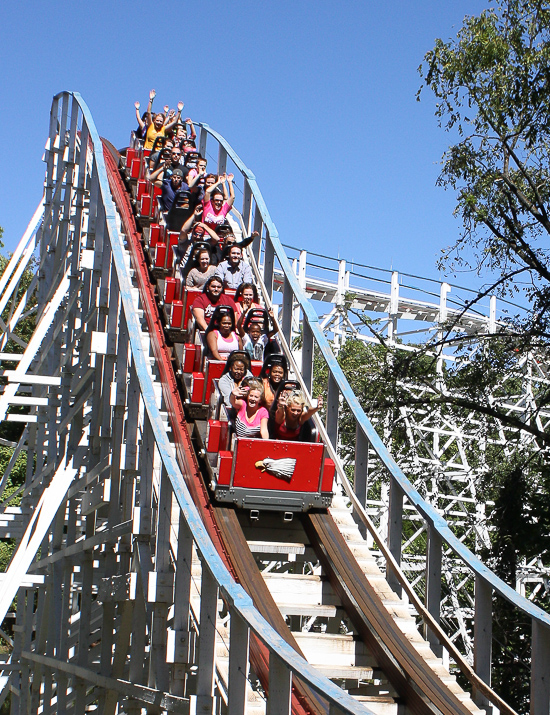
[{"left": 148, "top": 145, "right": 185, "bottom": 186}]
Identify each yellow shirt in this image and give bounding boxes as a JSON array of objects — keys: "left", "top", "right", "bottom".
[{"left": 145, "top": 123, "right": 166, "bottom": 150}]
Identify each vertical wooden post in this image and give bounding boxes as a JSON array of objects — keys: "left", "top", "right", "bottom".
[
  {"left": 531, "top": 620, "right": 550, "bottom": 715},
  {"left": 302, "top": 321, "right": 314, "bottom": 395},
  {"left": 171, "top": 515, "right": 194, "bottom": 697},
  {"left": 326, "top": 373, "right": 339, "bottom": 449},
  {"left": 354, "top": 426, "right": 369, "bottom": 538},
  {"left": 252, "top": 205, "right": 262, "bottom": 265},
  {"left": 473, "top": 576, "right": 492, "bottom": 712},
  {"left": 425, "top": 526, "right": 442, "bottom": 655},
  {"left": 242, "top": 180, "right": 252, "bottom": 236},
  {"left": 196, "top": 566, "right": 218, "bottom": 715},
  {"left": 199, "top": 127, "right": 207, "bottom": 160},
  {"left": 264, "top": 234, "right": 275, "bottom": 301},
  {"left": 149, "top": 469, "right": 172, "bottom": 694},
  {"left": 387, "top": 479, "right": 403, "bottom": 597},
  {"left": 282, "top": 276, "right": 293, "bottom": 346},
  {"left": 218, "top": 144, "right": 228, "bottom": 177},
  {"left": 267, "top": 652, "right": 291, "bottom": 715},
  {"left": 228, "top": 611, "right": 249, "bottom": 715},
  {"left": 388, "top": 271, "right": 399, "bottom": 344}
]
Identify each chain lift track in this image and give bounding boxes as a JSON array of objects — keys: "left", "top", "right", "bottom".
[{"left": 0, "top": 92, "right": 548, "bottom": 715}]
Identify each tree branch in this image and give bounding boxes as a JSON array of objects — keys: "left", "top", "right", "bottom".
[{"left": 377, "top": 393, "right": 550, "bottom": 446}]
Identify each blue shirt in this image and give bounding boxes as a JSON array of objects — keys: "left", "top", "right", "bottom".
[
  {"left": 161, "top": 178, "right": 190, "bottom": 212},
  {"left": 214, "top": 260, "right": 253, "bottom": 289}
]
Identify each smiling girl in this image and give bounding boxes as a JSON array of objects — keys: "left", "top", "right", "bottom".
[{"left": 230, "top": 379, "right": 269, "bottom": 439}]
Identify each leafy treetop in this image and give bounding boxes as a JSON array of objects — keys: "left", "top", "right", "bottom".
[{"left": 418, "top": 0, "right": 550, "bottom": 339}]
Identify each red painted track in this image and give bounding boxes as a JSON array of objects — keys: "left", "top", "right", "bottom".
[{"left": 102, "top": 140, "right": 322, "bottom": 715}]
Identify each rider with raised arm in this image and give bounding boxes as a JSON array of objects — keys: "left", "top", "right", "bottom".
[
  {"left": 230, "top": 379, "right": 270, "bottom": 440},
  {"left": 139, "top": 90, "right": 184, "bottom": 149},
  {"left": 273, "top": 390, "right": 323, "bottom": 441},
  {"left": 202, "top": 174, "right": 235, "bottom": 230}
]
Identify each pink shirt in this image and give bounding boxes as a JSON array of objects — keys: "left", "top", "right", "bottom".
[
  {"left": 202, "top": 200, "right": 231, "bottom": 231},
  {"left": 235, "top": 404, "right": 269, "bottom": 439},
  {"left": 235, "top": 301, "right": 261, "bottom": 321}
]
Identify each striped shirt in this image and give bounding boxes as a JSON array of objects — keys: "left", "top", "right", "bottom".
[{"left": 234, "top": 404, "right": 269, "bottom": 439}]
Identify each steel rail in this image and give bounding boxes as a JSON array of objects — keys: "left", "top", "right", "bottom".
[
  {"left": 280, "top": 240, "right": 527, "bottom": 313},
  {"left": 304, "top": 512, "right": 517, "bottom": 715},
  {"left": 197, "top": 120, "right": 550, "bottom": 712},
  {"left": 103, "top": 139, "right": 324, "bottom": 715},
  {"left": 114, "top": 136, "right": 483, "bottom": 713},
  {"left": 67, "top": 93, "right": 370, "bottom": 715}
]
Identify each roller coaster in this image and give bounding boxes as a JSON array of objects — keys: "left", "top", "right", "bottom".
[{"left": 0, "top": 91, "right": 548, "bottom": 715}]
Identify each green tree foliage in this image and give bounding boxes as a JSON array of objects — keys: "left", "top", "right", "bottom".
[
  {"left": 478, "top": 455, "right": 550, "bottom": 712},
  {"left": 315, "top": 332, "right": 548, "bottom": 711},
  {"left": 0, "top": 247, "right": 37, "bottom": 355},
  {"left": 352, "top": 5, "right": 550, "bottom": 707},
  {"left": 418, "top": 0, "right": 550, "bottom": 338},
  {"left": 417, "top": 0, "right": 550, "bottom": 576},
  {"left": 0, "top": 444, "right": 27, "bottom": 623},
  {"left": 0, "top": 232, "right": 37, "bottom": 444},
  {"left": 0, "top": 230, "right": 35, "bottom": 593}
]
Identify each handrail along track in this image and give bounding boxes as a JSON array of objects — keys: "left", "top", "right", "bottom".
[
  {"left": 0, "top": 92, "right": 547, "bottom": 715},
  {"left": 195, "top": 120, "right": 550, "bottom": 714},
  {"left": 0, "top": 92, "right": 368, "bottom": 715},
  {"left": 113, "top": 137, "right": 491, "bottom": 714}
]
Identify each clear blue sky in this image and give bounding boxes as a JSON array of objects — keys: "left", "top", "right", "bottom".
[{"left": 0, "top": 0, "right": 489, "bottom": 288}]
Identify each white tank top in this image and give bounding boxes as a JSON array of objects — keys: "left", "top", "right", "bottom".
[{"left": 214, "top": 330, "right": 239, "bottom": 358}]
